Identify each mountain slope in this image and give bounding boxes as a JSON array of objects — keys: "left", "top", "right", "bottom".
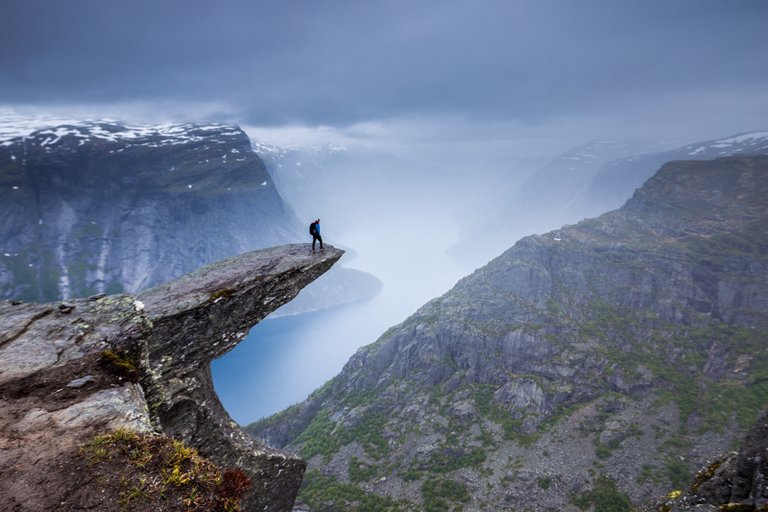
[
  {"left": 571, "top": 130, "right": 768, "bottom": 221},
  {"left": 0, "top": 121, "right": 301, "bottom": 301},
  {"left": 637, "top": 412, "right": 768, "bottom": 511},
  {"left": 452, "top": 131, "right": 768, "bottom": 267},
  {"left": 248, "top": 155, "right": 768, "bottom": 511},
  {"left": 0, "top": 244, "right": 344, "bottom": 512}
]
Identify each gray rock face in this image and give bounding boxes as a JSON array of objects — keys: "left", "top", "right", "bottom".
[
  {"left": 0, "top": 243, "right": 343, "bottom": 512},
  {"left": 0, "top": 121, "right": 301, "bottom": 302},
  {"left": 249, "top": 156, "right": 768, "bottom": 511},
  {"left": 639, "top": 412, "right": 768, "bottom": 511}
]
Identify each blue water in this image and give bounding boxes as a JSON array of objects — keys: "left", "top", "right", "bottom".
[
  {"left": 211, "top": 218, "right": 471, "bottom": 426},
  {"left": 211, "top": 301, "right": 379, "bottom": 425}
]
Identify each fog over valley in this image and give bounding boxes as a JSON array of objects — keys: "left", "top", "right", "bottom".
[{"left": 1, "top": 2, "right": 767, "bottom": 511}]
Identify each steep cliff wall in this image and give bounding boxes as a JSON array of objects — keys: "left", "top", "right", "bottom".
[
  {"left": 249, "top": 156, "right": 768, "bottom": 511},
  {"left": 0, "top": 244, "right": 343, "bottom": 512},
  {"left": 0, "top": 122, "right": 301, "bottom": 302}
]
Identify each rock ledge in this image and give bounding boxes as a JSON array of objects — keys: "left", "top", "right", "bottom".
[{"left": 0, "top": 244, "right": 343, "bottom": 512}]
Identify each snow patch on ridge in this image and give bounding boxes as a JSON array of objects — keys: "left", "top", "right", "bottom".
[
  {"left": 685, "top": 131, "right": 768, "bottom": 156},
  {"left": 0, "top": 111, "right": 244, "bottom": 149}
]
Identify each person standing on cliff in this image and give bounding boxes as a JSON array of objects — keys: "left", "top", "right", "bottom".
[{"left": 310, "top": 218, "right": 323, "bottom": 252}]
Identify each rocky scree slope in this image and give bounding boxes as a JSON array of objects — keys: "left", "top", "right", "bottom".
[
  {"left": 0, "top": 121, "right": 301, "bottom": 302},
  {"left": 637, "top": 411, "right": 768, "bottom": 511},
  {"left": 249, "top": 156, "right": 768, "bottom": 511},
  {"left": 0, "top": 244, "right": 343, "bottom": 512}
]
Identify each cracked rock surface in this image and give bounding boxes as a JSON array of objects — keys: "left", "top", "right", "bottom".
[{"left": 0, "top": 244, "right": 342, "bottom": 512}]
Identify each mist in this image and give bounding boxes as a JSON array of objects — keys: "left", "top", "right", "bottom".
[
  {"left": 212, "top": 211, "right": 470, "bottom": 424},
  {"left": 2, "top": 0, "right": 767, "bottom": 422},
  {"left": 212, "top": 139, "right": 486, "bottom": 423}
]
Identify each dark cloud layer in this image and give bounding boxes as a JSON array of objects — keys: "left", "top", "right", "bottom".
[{"left": 1, "top": 0, "right": 767, "bottom": 129}]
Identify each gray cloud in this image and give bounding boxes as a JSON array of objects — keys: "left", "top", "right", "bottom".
[{"left": 1, "top": 0, "right": 766, "bottom": 131}]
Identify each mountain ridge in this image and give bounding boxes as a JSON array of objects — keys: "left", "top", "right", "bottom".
[
  {"left": 0, "top": 244, "right": 343, "bottom": 512},
  {"left": 0, "top": 120, "right": 302, "bottom": 301},
  {"left": 451, "top": 131, "right": 768, "bottom": 266},
  {"left": 249, "top": 155, "right": 768, "bottom": 511}
]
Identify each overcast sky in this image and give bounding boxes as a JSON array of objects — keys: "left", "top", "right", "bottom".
[{"left": 1, "top": 0, "right": 766, "bottom": 152}]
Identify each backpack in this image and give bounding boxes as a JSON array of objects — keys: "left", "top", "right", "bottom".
[{"left": 309, "top": 222, "right": 317, "bottom": 235}]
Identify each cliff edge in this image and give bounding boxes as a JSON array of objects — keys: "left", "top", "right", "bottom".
[
  {"left": 0, "top": 121, "right": 302, "bottom": 302},
  {"left": 0, "top": 243, "right": 343, "bottom": 512},
  {"left": 249, "top": 155, "right": 768, "bottom": 510}
]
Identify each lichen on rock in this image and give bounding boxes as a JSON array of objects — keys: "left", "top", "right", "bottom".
[
  {"left": 0, "top": 243, "right": 343, "bottom": 512},
  {"left": 636, "top": 412, "right": 768, "bottom": 511}
]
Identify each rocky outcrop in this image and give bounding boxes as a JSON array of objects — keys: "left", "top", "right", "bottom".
[
  {"left": 0, "top": 121, "right": 301, "bottom": 302},
  {"left": 0, "top": 244, "right": 343, "bottom": 512},
  {"left": 638, "top": 412, "right": 768, "bottom": 511},
  {"left": 249, "top": 156, "right": 768, "bottom": 511}
]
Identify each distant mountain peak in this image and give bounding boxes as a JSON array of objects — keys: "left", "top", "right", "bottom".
[
  {"left": 248, "top": 155, "right": 768, "bottom": 511},
  {"left": 0, "top": 116, "right": 301, "bottom": 301},
  {"left": 683, "top": 130, "right": 768, "bottom": 157},
  {"left": 0, "top": 119, "right": 245, "bottom": 150}
]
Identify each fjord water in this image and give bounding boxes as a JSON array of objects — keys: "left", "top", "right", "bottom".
[
  {"left": 212, "top": 214, "right": 471, "bottom": 425},
  {"left": 211, "top": 293, "right": 400, "bottom": 424}
]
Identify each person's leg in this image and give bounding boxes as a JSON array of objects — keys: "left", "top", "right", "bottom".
[
  {"left": 312, "top": 235, "right": 317, "bottom": 251},
  {"left": 318, "top": 234, "right": 323, "bottom": 249}
]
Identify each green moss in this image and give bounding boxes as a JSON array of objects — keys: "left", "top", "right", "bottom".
[
  {"left": 100, "top": 347, "right": 140, "bottom": 382},
  {"left": 296, "top": 408, "right": 389, "bottom": 462},
  {"left": 579, "top": 300, "right": 768, "bottom": 436},
  {"left": 476, "top": 426, "right": 496, "bottom": 448},
  {"left": 691, "top": 456, "right": 726, "bottom": 493},
  {"left": 695, "top": 325, "right": 768, "bottom": 431},
  {"left": 342, "top": 390, "right": 377, "bottom": 408},
  {"left": 665, "top": 458, "right": 691, "bottom": 490},
  {"left": 473, "top": 386, "right": 540, "bottom": 447},
  {"left": 636, "top": 464, "right": 661, "bottom": 485},
  {"left": 572, "top": 475, "right": 631, "bottom": 512},
  {"left": 209, "top": 288, "right": 236, "bottom": 302},
  {"left": 426, "top": 446, "right": 486, "bottom": 473},
  {"left": 295, "top": 410, "right": 340, "bottom": 461},
  {"left": 349, "top": 457, "right": 378, "bottom": 483},
  {"left": 400, "top": 468, "right": 424, "bottom": 481},
  {"left": 594, "top": 437, "right": 622, "bottom": 460},
  {"left": 299, "top": 470, "right": 412, "bottom": 512},
  {"left": 421, "top": 477, "right": 469, "bottom": 512},
  {"left": 595, "top": 443, "right": 613, "bottom": 460},
  {"left": 344, "top": 412, "right": 389, "bottom": 459},
  {"left": 82, "top": 428, "right": 251, "bottom": 511}
]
